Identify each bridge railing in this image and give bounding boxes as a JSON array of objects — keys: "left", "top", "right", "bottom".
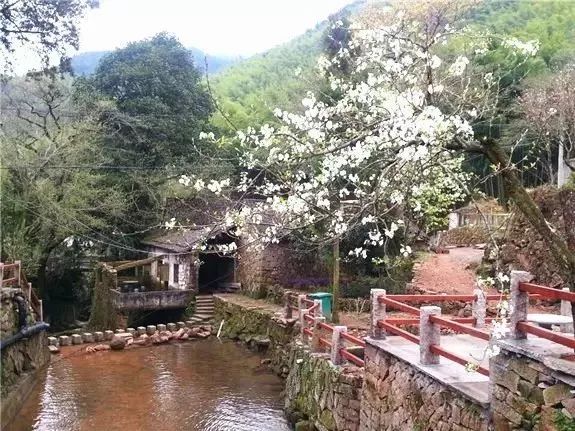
[
  {"left": 286, "top": 292, "right": 365, "bottom": 367},
  {"left": 0, "top": 261, "right": 43, "bottom": 321}
]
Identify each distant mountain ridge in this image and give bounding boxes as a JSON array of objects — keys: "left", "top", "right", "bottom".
[{"left": 71, "top": 48, "right": 239, "bottom": 76}]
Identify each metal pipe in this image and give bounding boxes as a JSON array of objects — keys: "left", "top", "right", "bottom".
[{"left": 0, "top": 322, "right": 50, "bottom": 350}]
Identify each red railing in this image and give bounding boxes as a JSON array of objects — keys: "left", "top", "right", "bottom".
[
  {"left": 0, "top": 261, "right": 43, "bottom": 321},
  {"left": 517, "top": 282, "right": 575, "bottom": 350},
  {"left": 289, "top": 293, "right": 365, "bottom": 367}
]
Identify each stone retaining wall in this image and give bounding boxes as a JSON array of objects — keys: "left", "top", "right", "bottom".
[
  {"left": 491, "top": 340, "right": 575, "bottom": 430},
  {"left": 361, "top": 343, "right": 489, "bottom": 431},
  {"left": 213, "top": 294, "right": 297, "bottom": 376},
  {"left": 284, "top": 343, "right": 363, "bottom": 431}
]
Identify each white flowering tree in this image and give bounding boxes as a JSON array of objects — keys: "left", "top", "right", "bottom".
[{"left": 178, "top": 5, "right": 575, "bottom": 329}]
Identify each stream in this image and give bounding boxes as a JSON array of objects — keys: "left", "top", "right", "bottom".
[{"left": 5, "top": 339, "right": 290, "bottom": 431}]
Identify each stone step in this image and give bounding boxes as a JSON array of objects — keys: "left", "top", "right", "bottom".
[
  {"left": 195, "top": 306, "right": 214, "bottom": 311},
  {"left": 195, "top": 299, "right": 214, "bottom": 304},
  {"left": 193, "top": 314, "right": 212, "bottom": 321}
]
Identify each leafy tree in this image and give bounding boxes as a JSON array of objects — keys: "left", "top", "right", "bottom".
[
  {"left": 0, "top": 75, "right": 125, "bottom": 291},
  {"left": 0, "top": 0, "right": 96, "bottom": 71}
]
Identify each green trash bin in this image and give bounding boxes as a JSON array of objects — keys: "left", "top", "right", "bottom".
[{"left": 308, "top": 292, "right": 333, "bottom": 321}]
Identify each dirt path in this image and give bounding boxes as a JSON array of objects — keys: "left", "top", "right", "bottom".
[{"left": 411, "top": 247, "right": 488, "bottom": 295}]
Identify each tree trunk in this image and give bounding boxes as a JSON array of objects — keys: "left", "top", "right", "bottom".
[
  {"left": 332, "top": 237, "right": 340, "bottom": 323},
  {"left": 483, "top": 141, "right": 575, "bottom": 344}
]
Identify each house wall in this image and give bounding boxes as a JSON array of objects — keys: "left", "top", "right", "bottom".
[
  {"left": 236, "top": 239, "right": 328, "bottom": 297},
  {"left": 147, "top": 247, "right": 198, "bottom": 291}
]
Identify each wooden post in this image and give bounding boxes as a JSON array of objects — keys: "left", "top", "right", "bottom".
[
  {"left": 370, "top": 289, "right": 386, "bottom": 339},
  {"left": 330, "top": 325, "right": 347, "bottom": 365},
  {"left": 472, "top": 288, "right": 486, "bottom": 328},
  {"left": 284, "top": 292, "right": 293, "bottom": 319},
  {"left": 28, "top": 282, "right": 32, "bottom": 302},
  {"left": 561, "top": 288, "right": 574, "bottom": 333},
  {"left": 311, "top": 316, "right": 326, "bottom": 352},
  {"left": 0, "top": 262, "right": 4, "bottom": 288},
  {"left": 509, "top": 270, "right": 533, "bottom": 340},
  {"left": 420, "top": 306, "right": 441, "bottom": 365}
]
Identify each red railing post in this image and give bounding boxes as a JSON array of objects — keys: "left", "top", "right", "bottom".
[
  {"left": 560, "top": 288, "right": 574, "bottom": 333},
  {"left": 298, "top": 294, "right": 308, "bottom": 341},
  {"left": 330, "top": 326, "right": 347, "bottom": 365},
  {"left": 510, "top": 270, "right": 533, "bottom": 339},
  {"left": 370, "top": 289, "right": 386, "bottom": 339},
  {"left": 472, "top": 288, "right": 486, "bottom": 328},
  {"left": 420, "top": 306, "right": 441, "bottom": 365},
  {"left": 284, "top": 292, "right": 293, "bottom": 319},
  {"left": 311, "top": 316, "right": 326, "bottom": 352}
]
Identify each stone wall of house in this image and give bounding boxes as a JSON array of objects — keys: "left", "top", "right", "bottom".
[
  {"left": 284, "top": 344, "right": 363, "bottom": 431},
  {"left": 237, "top": 240, "right": 328, "bottom": 298},
  {"left": 213, "top": 294, "right": 297, "bottom": 376},
  {"left": 360, "top": 343, "right": 489, "bottom": 431},
  {"left": 1, "top": 288, "right": 50, "bottom": 426},
  {"left": 491, "top": 344, "right": 575, "bottom": 431}
]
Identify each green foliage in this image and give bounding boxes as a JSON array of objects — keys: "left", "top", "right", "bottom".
[
  {"left": 210, "top": 26, "right": 326, "bottom": 134},
  {"left": 341, "top": 257, "right": 414, "bottom": 298},
  {"left": 555, "top": 410, "right": 575, "bottom": 431}
]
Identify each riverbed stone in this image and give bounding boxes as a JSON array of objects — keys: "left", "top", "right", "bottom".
[
  {"left": 146, "top": 325, "right": 156, "bottom": 335},
  {"left": 110, "top": 336, "right": 126, "bottom": 351},
  {"left": 177, "top": 321, "right": 186, "bottom": 329},
  {"left": 94, "top": 331, "right": 104, "bottom": 342},
  {"left": 82, "top": 333, "right": 94, "bottom": 343},
  {"left": 104, "top": 330, "right": 114, "bottom": 340},
  {"left": 167, "top": 323, "right": 177, "bottom": 331},
  {"left": 157, "top": 324, "right": 167, "bottom": 332},
  {"left": 58, "top": 335, "right": 71, "bottom": 346},
  {"left": 47, "top": 336, "right": 58, "bottom": 346},
  {"left": 71, "top": 334, "right": 83, "bottom": 345},
  {"left": 137, "top": 326, "right": 146, "bottom": 336}
]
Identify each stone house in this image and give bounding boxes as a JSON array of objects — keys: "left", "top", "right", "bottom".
[{"left": 140, "top": 198, "right": 328, "bottom": 296}]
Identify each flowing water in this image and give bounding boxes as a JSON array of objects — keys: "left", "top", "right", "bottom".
[{"left": 5, "top": 339, "right": 290, "bottom": 431}]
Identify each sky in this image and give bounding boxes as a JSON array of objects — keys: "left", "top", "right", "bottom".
[{"left": 78, "top": 0, "right": 353, "bottom": 57}]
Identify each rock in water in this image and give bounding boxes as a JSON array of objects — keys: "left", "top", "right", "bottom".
[{"left": 109, "top": 336, "right": 126, "bottom": 351}]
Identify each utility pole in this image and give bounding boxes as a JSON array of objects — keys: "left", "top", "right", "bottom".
[{"left": 332, "top": 236, "right": 340, "bottom": 323}]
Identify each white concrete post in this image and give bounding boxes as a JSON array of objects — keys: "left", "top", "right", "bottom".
[
  {"left": 15, "top": 260, "right": 21, "bottom": 286},
  {"left": 330, "top": 325, "right": 347, "bottom": 365},
  {"left": 420, "top": 306, "right": 441, "bottom": 365},
  {"left": 284, "top": 292, "right": 293, "bottom": 319},
  {"left": 313, "top": 299, "right": 323, "bottom": 317},
  {"left": 311, "top": 316, "right": 326, "bottom": 352},
  {"left": 370, "top": 289, "right": 386, "bottom": 339},
  {"left": 510, "top": 270, "right": 533, "bottom": 339},
  {"left": 561, "top": 288, "right": 574, "bottom": 333},
  {"left": 39, "top": 299, "right": 43, "bottom": 322},
  {"left": 27, "top": 282, "right": 32, "bottom": 303},
  {"left": 472, "top": 288, "right": 487, "bottom": 328}
]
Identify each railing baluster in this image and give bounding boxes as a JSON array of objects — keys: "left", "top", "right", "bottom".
[
  {"left": 311, "top": 316, "right": 326, "bottom": 352},
  {"left": 330, "top": 326, "right": 347, "bottom": 365},
  {"left": 420, "top": 306, "right": 441, "bottom": 365},
  {"left": 560, "top": 288, "right": 574, "bottom": 333},
  {"left": 284, "top": 292, "right": 293, "bottom": 319},
  {"left": 370, "top": 289, "right": 386, "bottom": 339},
  {"left": 510, "top": 270, "right": 533, "bottom": 340},
  {"left": 472, "top": 288, "right": 486, "bottom": 328}
]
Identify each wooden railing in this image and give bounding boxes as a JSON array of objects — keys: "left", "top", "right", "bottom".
[
  {"left": 285, "top": 293, "right": 365, "bottom": 367},
  {"left": 0, "top": 261, "right": 43, "bottom": 321}
]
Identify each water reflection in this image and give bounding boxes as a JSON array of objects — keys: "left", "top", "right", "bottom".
[{"left": 5, "top": 340, "right": 290, "bottom": 431}]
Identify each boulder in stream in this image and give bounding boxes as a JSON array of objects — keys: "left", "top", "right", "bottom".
[{"left": 109, "top": 336, "right": 126, "bottom": 351}]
